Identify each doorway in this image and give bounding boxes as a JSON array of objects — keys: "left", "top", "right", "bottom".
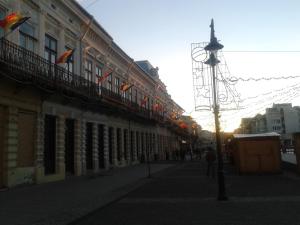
[{"left": 44, "top": 115, "right": 56, "bottom": 175}]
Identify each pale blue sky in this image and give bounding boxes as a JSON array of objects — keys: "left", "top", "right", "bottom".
[{"left": 78, "top": 0, "right": 300, "bottom": 131}]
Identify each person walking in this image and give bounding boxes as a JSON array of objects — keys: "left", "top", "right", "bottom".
[{"left": 205, "top": 146, "right": 216, "bottom": 178}]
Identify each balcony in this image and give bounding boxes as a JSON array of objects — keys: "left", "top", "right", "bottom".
[{"left": 0, "top": 38, "right": 155, "bottom": 121}]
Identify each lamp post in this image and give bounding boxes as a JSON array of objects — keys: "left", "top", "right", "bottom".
[{"left": 204, "top": 19, "right": 228, "bottom": 201}]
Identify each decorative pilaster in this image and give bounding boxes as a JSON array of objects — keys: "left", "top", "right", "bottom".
[
  {"left": 132, "top": 131, "right": 137, "bottom": 162},
  {"left": 56, "top": 115, "right": 65, "bottom": 178},
  {"left": 154, "top": 133, "right": 158, "bottom": 160},
  {"left": 103, "top": 125, "right": 109, "bottom": 170},
  {"left": 92, "top": 123, "right": 99, "bottom": 172},
  {"left": 5, "top": 107, "right": 18, "bottom": 187},
  {"left": 136, "top": 132, "right": 141, "bottom": 161},
  {"left": 125, "top": 129, "right": 130, "bottom": 164},
  {"left": 160, "top": 135, "right": 164, "bottom": 160},
  {"left": 111, "top": 127, "right": 118, "bottom": 166},
  {"left": 36, "top": 113, "right": 44, "bottom": 179},
  {"left": 151, "top": 133, "right": 156, "bottom": 161},
  {"left": 81, "top": 120, "right": 87, "bottom": 174},
  {"left": 119, "top": 128, "right": 125, "bottom": 165},
  {"left": 157, "top": 135, "right": 160, "bottom": 160},
  {"left": 74, "top": 119, "right": 82, "bottom": 176},
  {"left": 142, "top": 132, "right": 146, "bottom": 161}
]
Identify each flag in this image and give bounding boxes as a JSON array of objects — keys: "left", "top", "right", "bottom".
[
  {"left": 153, "top": 103, "right": 159, "bottom": 111},
  {"left": 55, "top": 49, "right": 75, "bottom": 64},
  {"left": 97, "top": 69, "right": 112, "bottom": 83},
  {"left": 141, "top": 96, "right": 148, "bottom": 106},
  {"left": 0, "top": 12, "right": 30, "bottom": 32},
  {"left": 120, "top": 82, "right": 133, "bottom": 92},
  {"left": 179, "top": 122, "right": 188, "bottom": 129}
]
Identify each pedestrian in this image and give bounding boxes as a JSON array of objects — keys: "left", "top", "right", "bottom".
[{"left": 205, "top": 146, "right": 216, "bottom": 178}]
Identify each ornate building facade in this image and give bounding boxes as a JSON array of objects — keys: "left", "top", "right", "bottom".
[{"left": 0, "top": 0, "right": 190, "bottom": 188}]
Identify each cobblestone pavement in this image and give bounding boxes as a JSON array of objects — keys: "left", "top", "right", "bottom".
[
  {"left": 0, "top": 163, "right": 175, "bottom": 225},
  {"left": 70, "top": 162, "right": 300, "bottom": 225}
]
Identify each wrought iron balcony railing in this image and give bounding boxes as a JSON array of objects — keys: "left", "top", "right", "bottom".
[{"left": 0, "top": 38, "right": 155, "bottom": 120}]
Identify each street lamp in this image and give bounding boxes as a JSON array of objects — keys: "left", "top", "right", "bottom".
[{"left": 204, "top": 19, "right": 228, "bottom": 201}]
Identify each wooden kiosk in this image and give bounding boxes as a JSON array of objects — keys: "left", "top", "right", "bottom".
[{"left": 231, "top": 133, "right": 281, "bottom": 174}]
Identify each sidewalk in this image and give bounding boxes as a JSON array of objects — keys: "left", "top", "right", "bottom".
[{"left": 0, "top": 162, "right": 177, "bottom": 225}]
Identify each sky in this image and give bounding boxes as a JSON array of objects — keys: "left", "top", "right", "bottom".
[{"left": 77, "top": 0, "right": 300, "bottom": 132}]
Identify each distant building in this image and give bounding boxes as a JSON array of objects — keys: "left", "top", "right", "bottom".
[{"left": 238, "top": 103, "right": 300, "bottom": 145}]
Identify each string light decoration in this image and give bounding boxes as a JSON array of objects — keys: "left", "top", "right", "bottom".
[
  {"left": 228, "top": 75, "right": 300, "bottom": 82},
  {"left": 191, "top": 43, "right": 240, "bottom": 112}
]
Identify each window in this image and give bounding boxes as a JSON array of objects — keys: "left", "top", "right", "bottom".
[
  {"left": 20, "top": 23, "right": 36, "bottom": 52},
  {"left": 107, "top": 75, "right": 112, "bottom": 91},
  {"left": 65, "top": 46, "right": 74, "bottom": 73},
  {"left": 95, "top": 66, "right": 102, "bottom": 84},
  {"left": 114, "top": 77, "right": 120, "bottom": 94},
  {"left": 44, "top": 35, "right": 57, "bottom": 63},
  {"left": 84, "top": 60, "right": 92, "bottom": 81}
]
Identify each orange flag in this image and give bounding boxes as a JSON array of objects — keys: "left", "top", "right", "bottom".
[
  {"left": 179, "top": 121, "right": 188, "bottom": 129},
  {"left": 97, "top": 69, "right": 112, "bottom": 84},
  {"left": 120, "top": 82, "right": 133, "bottom": 92},
  {"left": 55, "top": 49, "right": 74, "bottom": 64},
  {"left": 0, "top": 12, "right": 30, "bottom": 31}
]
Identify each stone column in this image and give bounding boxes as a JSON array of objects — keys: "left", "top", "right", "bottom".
[
  {"left": 119, "top": 128, "right": 125, "bottom": 165},
  {"left": 142, "top": 132, "right": 146, "bottom": 161},
  {"left": 5, "top": 107, "right": 18, "bottom": 187},
  {"left": 140, "top": 132, "right": 143, "bottom": 162},
  {"left": 81, "top": 119, "right": 86, "bottom": 174},
  {"left": 36, "top": 112, "right": 45, "bottom": 182},
  {"left": 111, "top": 127, "right": 118, "bottom": 166},
  {"left": 136, "top": 132, "right": 141, "bottom": 161},
  {"left": 153, "top": 133, "right": 158, "bottom": 160},
  {"left": 132, "top": 131, "right": 137, "bottom": 162},
  {"left": 92, "top": 123, "right": 99, "bottom": 172},
  {"left": 158, "top": 135, "right": 162, "bottom": 160},
  {"left": 162, "top": 135, "right": 165, "bottom": 160},
  {"left": 145, "top": 133, "right": 149, "bottom": 161},
  {"left": 56, "top": 115, "right": 65, "bottom": 178},
  {"left": 125, "top": 129, "right": 130, "bottom": 164},
  {"left": 166, "top": 136, "right": 170, "bottom": 159},
  {"left": 74, "top": 119, "right": 82, "bottom": 176},
  {"left": 103, "top": 125, "right": 109, "bottom": 170}
]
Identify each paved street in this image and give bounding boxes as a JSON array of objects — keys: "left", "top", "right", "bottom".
[
  {"left": 0, "top": 163, "right": 174, "bottom": 225},
  {"left": 70, "top": 161, "right": 300, "bottom": 225}
]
